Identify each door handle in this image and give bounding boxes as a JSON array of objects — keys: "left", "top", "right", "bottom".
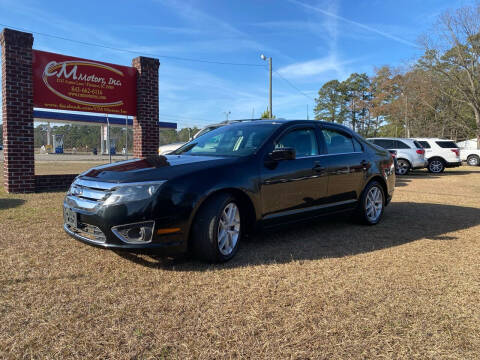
[
  {"left": 312, "top": 162, "right": 325, "bottom": 172},
  {"left": 360, "top": 160, "right": 370, "bottom": 169}
]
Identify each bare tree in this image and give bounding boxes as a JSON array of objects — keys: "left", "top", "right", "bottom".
[{"left": 420, "top": 4, "right": 480, "bottom": 148}]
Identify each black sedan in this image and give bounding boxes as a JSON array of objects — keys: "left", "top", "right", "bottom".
[{"left": 64, "top": 120, "right": 395, "bottom": 262}]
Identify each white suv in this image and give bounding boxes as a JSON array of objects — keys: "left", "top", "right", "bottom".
[
  {"left": 414, "top": 138, "right": 461, "bottom": 173},
  {"left": 367, "top": 138, "right": 427, "bottom": 175}
]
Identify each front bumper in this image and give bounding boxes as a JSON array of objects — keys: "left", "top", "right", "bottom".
[
  {"left": 63, "top": 196, "right": 188, "bottom": 254},
  {"left": 63, "top": 224, "right": 185, "bottom": 255}
]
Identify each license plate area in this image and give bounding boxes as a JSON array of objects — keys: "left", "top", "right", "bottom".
[{"left": 64, "top": 207, "right": 78, "bottom": 229}]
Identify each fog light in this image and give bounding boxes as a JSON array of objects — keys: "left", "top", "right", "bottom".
[{"left": 111, "top": 221, "right": 154, "bottom": 244}]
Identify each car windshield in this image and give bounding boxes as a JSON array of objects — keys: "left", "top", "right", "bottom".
[{"left": 173, "top": 123, "right": 279, "bottom": 157}]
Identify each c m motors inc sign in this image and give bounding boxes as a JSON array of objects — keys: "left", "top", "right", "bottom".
[{"left": 33, "top": 50, "right": 136, "bottom": 115}]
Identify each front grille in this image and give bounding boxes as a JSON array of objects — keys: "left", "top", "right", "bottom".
[
  {"left": 66, "top": 179, "right": 118, "bottom": 211},
  {"left": 70, "top": 179, "right": 117, "bottom": 202},
  {"left": 65, "top": 222, "right": 106, "bottom": 243}
]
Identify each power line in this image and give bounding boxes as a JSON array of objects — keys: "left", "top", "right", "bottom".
[
  {"left": 272, "top": 69, "right": 316, "bottom": 101},
  {"left": 0, "top": 23, "right": 266, "bottom": 67}
]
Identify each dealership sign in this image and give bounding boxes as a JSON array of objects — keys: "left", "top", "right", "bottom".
[{"left": 33, "top": 50, "right": 136, "bottom": 115}]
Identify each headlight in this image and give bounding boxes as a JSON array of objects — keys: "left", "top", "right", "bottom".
[{"left": 103, "top": 181, "right": 166, "bottom": 206}]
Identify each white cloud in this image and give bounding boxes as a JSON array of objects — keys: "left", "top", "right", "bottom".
[{"left": 277, "top": 55, "right": 357, "bottom": 79}]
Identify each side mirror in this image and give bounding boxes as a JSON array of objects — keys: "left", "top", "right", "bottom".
[{"left": 269, "top": 147, "right": 296, "bottom": 161}]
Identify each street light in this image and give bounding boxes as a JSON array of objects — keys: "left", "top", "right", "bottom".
[
  {"left": 260, "top": 54, "right": 272, "bottom": 118},
  {"left": 223, "top": 111, "right": 231, "bottom": 121}
]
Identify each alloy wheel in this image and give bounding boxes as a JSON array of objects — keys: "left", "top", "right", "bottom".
[
  {"left": 217, "top": 203, "right": 240, "bottom": 256},
  {"left": 467, "top": 156, "right": 479, "bottom": 166},
  {"left": 429, "top": 160, "right": 444, "bottom": 173},
  {"left": 396, "top": 160, "right": 409, "bottom": 175},
  {"left": 365, "top": 186, "right": 383, "bottom": 223}
]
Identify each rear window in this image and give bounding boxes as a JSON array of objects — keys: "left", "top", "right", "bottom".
[
  {"left": 418, "top": 141, "right": 431, "bottom": 149},
  {"left": 413, "top": 141, "right": 423, "bottom": 149},
  {"left": 436, "top": 141, "right": 458, "bottom": 148}
]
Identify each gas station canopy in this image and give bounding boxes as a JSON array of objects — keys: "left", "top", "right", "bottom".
[{"left": 33, "top": 110, "right": 177, "bottom": 129}]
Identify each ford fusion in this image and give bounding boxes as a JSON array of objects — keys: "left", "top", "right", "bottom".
[{"left": 64, "top": 120, "right": 395, "bottom": 262}]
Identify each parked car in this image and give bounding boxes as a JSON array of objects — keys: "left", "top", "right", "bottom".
[
  {"left": 64, "top": 120, "right": 395, "bottom": 262},
  {"left": 367, "top": 137, "right": 426, "bottom": 175},
  {"left": 388, "top": 149, "right": 398, "bottom": 170},
  {"left": 459, "top": 148, "right": 480, "bottom": 166},
  {"left": 158, "top": 142, "right": 185, "bottom": 155},
  {"left": 414, "top": 138, "right": 461, "bottom": 173},
  {"left": 158, "top": 123, "right": 227, "bottom": 155}
]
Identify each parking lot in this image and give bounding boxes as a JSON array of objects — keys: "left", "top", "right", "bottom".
[{"left": 1, "top": 164, "right": 480, "bottom": 359}]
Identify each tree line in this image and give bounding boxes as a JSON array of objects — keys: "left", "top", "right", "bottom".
[{"left": 314, "top": 4, "right": 480, "bottom": 148}]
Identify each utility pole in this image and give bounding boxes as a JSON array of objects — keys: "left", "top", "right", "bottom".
[
  {"left": 269, "top": 57, "right": 272, "bottom": 118},
  {"left": 261, "top": 54, "right": 273, "bottom": 118},
  {"left": 251, "top": 107, "right": 255, "bottom": 119},
  {"left": 404, "top": 94, "right": 410, "bottom": 138},
  {"left": 106, "top": 114, "right": 111, "bottom": 164},
  {"left": 125, "top": 115, "right": 128, "bottom": 160}
]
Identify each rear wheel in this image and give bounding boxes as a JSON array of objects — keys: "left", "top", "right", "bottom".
[
  {"left": 356, "top": 181, "right": 385, "bottom": 225},
  {"left": 428, "top": 158, "right": 445, "bottom": 173},
  {"left": 395, "top": 159, "right": 410, "bottom": 175},
  {"left": 191, "top": 193, "right": 242, "bottom": 263},
  {"left": 467, "top": 155, "right": 480, "bottom": 166}
]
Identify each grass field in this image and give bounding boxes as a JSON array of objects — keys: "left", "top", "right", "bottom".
[
  {"left": 34, "top": 161, "right": 107, "bottom": 175},
  {"left": 1, "top": 165, "right": 480, "bottom": 359}
]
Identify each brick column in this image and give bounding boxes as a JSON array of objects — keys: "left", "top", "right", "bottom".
[
  {"left": 132, "top": 56, "right": 159, "bottom": 158},
  {"left": 1, "top": 28, "right": 35, "bottom": 193}
]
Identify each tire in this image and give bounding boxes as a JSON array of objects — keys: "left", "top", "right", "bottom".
[
  {"left": 428, "top": 158, "right": 445, "bottom": 173},
  {"left": 191, "top": 193, "right": 242, "bottom": 263},
  {"left": 467, "top": 155, "right": 480, "bottom": 166},
  {"left": 395, "top": 159, "right": 410, "bottom": 175},
  {"left": 356, "top": 181, "right": 385, "bottom": 225}
]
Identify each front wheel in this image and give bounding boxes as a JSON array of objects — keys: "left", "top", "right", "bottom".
[
  {"left": 191, "top": 193, "right": 242, "bottom": 263},
  {"left": 428, "top": 159, "right": 445, "bottom": 173},
  {"left": 356, "top": 181, "right": 385, "bottom": 225},
  {"left": 467, "top": 155, "right": 480, "bottom": 166}
]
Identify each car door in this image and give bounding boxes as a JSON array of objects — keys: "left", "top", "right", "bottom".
[
  {"left": 260, "top": 125, "right": 328, "bottom": 221},
  {"left": 319, "top": 127, "right": 367, "bottom": 204}
]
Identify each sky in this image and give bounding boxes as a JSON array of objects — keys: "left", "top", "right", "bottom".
[{"left": 0, "top": 0, "right": 474, "bottom": 129}]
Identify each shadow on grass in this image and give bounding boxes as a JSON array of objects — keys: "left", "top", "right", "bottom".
[
  {"left": 115, "top": 201, "right": 480, "bottom": 271},
  {"left": 0, "top": 198, "right": 26, "bottom": 210},
  {"left": 395, "top": 169, "right": 477, "bottom": 187}
]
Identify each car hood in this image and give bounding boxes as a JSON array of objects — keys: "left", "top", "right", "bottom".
[{"left": 79, "top": 154, "right": 238, "bottom": 183}]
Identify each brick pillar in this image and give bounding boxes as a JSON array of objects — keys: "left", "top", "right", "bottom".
[
  {"left": 132, "top": 56, "right": 159, "bottom": 158},
  {"left": 1, "top": 28, "right": 35, "bottom": 193}
]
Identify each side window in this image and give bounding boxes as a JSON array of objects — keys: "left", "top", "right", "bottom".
[
  {"left": 275, "top": 128, "right": 318, "bottom": 157},
  {"left": 322, "top": 129, "right": 355, "bottom": 154},
  {"left": 374, "top": 139, "right": 395, "bottom": 149},
  {"left": 418, "top": 141, "right": 431, "bottom": 149},
  {"left": 394, "top": 140, "right": 411, "bottom": 149},
  {"left": 436, "top": 141, "right": 458, "bottom": 148}
]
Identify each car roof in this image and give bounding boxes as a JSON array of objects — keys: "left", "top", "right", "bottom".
[
  {"left": 224, "top": 119, "right": 354, "bottom": 130},
  {"left": 414, "top": 138, "right": 456, "bottom": 141},
  {"left": 367, "top": 137, "right": 417, "bottom": 142}
]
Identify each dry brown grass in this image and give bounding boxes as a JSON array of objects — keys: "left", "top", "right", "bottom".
[
  {"left": 1, "top": 165, "right": 480, "bottom": 359},
  {"left": 34, "top": 161, "right": 107, "bottom": 175}
]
